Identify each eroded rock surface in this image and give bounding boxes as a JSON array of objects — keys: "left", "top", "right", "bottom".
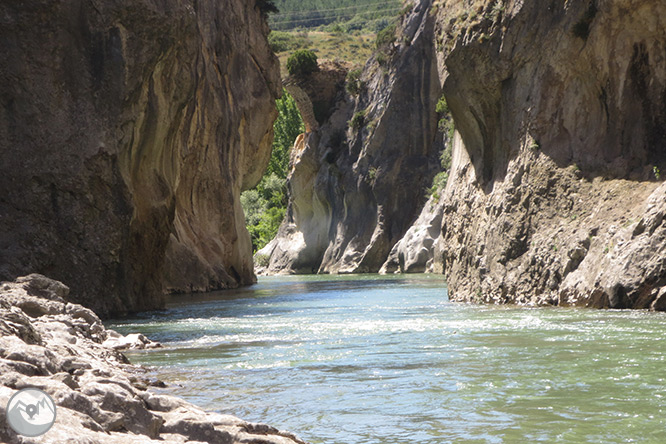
[
  {"left": 0, "top": 275, "right": 307, "bottom": 444},
  {"left": 380, "top": 195, "right": 445, "bottom": 274},
  {"left": 431, "top": 0, "right": 666, "bottom": 308},
  {"left": 262, "top": 0, "right": 443, "bottom": 274},
  {"left": 0, "top": 0, "right": 280, "bottom": 317}
]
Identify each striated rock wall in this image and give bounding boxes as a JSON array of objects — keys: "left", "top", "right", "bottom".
[
  {"left": 431, "top": 0, "right": 666, "bottom": 308},
  {"left": 261, "top": 0, "right": 444, "bottom": 274},
  {"left": 0, "top": 275, "right": 306, "bottom": 443},
  {"left": 0, "top": 0, "right": 280, "bottom": 316},
  {"left": 380, "top": 195, "right": 445, "bottom": 274}
]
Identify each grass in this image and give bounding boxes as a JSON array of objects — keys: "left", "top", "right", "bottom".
[
  {"left": 349, "top": 110, "right": 366, "bottom": 129},
  {"left": 273, "top": 31, "right": 375, "bottom": 78}
]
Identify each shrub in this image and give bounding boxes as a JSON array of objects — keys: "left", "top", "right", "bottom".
[
  {"left": 271, "top": 90, "right": 304, "bottom": 178},
  {"left": 428, "top": 144, "right": 452, "bottom": 201},
  {"left": 246, "top": 206, "right": 285, "bottom": 252},
  {"left": 329, "top": 23, "right": 345, "bottom": 34},
  {"left": 436, "top": 94, "right": 455, "bottom": 136},
  {"left": 268, "top": 31, "right": 301, "bottom": 53},
  {"left": 346, "top": 68, "right": 363, "bottom": 95},
  {"left": 440, "top": 144, "right": 452, "bottom": 171},
  {"left": 429, "top": 171, "right": 449, "bottom": 200},
  {"left": 241, "top": 173, "right": 287, "bottom": 252},
  {"left": 286, "top": 49, "right": 318, "bottom": 77},
  {"left": 376, "top": 23, "right": 397, "bottom": 49},
  {"left": 345, "top": 17, "right": 367, "bottom": 32},
  {"left": 255, "top": 253, "right": 270, "bottom": 268},
  {"left": 349, "top": 110, "right": 366, "bottom": 129},
  {"left": 435, "top": 95, "right": 449, "bottom": 115},
  {"left": 256, "top": 0, "right": 279, "bottom": 16},
  {"left": 372, "top": 18, "right": 390, "bottom": 33}
]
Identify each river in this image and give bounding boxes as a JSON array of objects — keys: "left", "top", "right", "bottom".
[{"left": 108, "top": 275, "right": 666, "bottom": 443}]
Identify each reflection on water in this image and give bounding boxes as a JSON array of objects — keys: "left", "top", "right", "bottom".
[{"left": 108, "top": 275, "right": 666, "bottom": 444}]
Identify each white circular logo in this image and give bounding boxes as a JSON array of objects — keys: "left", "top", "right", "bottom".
[{"left": 5, "top": 388, "right": 57, "bottom": 437}]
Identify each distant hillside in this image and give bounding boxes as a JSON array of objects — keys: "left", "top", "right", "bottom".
[{"left": 270, "top": 0, "right": 402, "bottom": 31}]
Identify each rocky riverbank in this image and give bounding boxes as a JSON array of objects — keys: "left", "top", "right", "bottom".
[{"left": 0, "top": 275, "right": 306, "bottom": 444}]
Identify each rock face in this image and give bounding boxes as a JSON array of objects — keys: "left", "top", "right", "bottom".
[
  {"left": 261, "top": 0, "right": 443, "bottom": 274},
  {"left": 262, "top": 0, "right": 666, "bottom": 311},
  {"left": 430, "top": 0, "right": 666, "bottom": 308},
  {"left": 0, "top": 0, "right": 280, "bottom": 317},
  {"left": 380, "top": 195, "right": 445, "bottom": 274},
  {"left": 0, "top": 275, "right": 306, "bottom": 444}
]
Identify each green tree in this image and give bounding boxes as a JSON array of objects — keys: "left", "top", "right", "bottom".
[
  {"left": 241, "top": 90, "right": 304, "bottom": 252},
  {"left": 286, "top": 49, "right": 318, "bottom": 77},
  {"left": 242, "top": 173, "right": 287, "bottom": 251},
  {"left": 269, "top": 90, "right": 305, "bottom": 178}
]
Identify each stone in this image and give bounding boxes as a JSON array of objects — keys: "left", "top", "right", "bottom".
[
  {"left": 0, "top": 277, "right": 308, "bottom": 443},
  {"left": 0, "top": 0, "right": 280, "bottom": 317},
  {"left": 428, "top": 0, "right": 666, "bottom": 309},
  {"left": 265, "top": 1, "right": 443, "bottom": 274},
  {"left": 103, "top": 332, "right": 162, "bottom": 351},
  {"left": 380, "top": 195, "right": 445, "bottom": 274}
]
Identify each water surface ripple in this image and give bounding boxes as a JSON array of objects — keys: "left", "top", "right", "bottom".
[{"left": 109, "top": 275, "right": 666, "bottom": 443}]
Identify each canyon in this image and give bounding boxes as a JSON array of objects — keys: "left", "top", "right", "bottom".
[
  {"left": 261, "top": 0, "right": 666, "bottom": 309},
  {"left": 2, "top": 1, "right": 664, "bottom": 315},
  {"left": 1, "top": 0, "right": 666, "bottom": 441}
]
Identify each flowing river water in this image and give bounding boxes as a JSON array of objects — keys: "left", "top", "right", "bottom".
[{"left": 108, "top": 275, "right": 666, "bottom": 443}]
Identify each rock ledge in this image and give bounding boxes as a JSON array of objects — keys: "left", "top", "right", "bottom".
[{"left": 0, "top": 275, "right": 307, "bottom": 444}]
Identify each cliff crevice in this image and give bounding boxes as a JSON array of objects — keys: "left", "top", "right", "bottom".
[{"left": 261, "top": 0, "right": 444, "bottom": 274}]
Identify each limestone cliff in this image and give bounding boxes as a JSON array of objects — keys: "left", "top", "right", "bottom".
[
  {"left": 261, "top": 0, "right": 443, "bottom": 274},
  {"left": 264, "top": 0, "right": 666, "bottom": 310},
  {"left": 0, "top": 0, "right": 280, "bottom": 316},
  {"left": 430, "top": 0, "right": 666, "bottom": 308}
]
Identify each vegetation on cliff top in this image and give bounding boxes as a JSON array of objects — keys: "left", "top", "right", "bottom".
[
  {"left": 270, "top": 30, "right": 375, "bottom": 77},
  {"left": 268, "top": 0, "right": 401, "bottom": 31},
  {"left": 268, "top": 1, "right": 404, "bottom": 77},
  {"left": 242, "top": 91, "right": 304, "bottom": 252},
  {"left": 286, "top": 49, "right": 319, "bottom": 76}
]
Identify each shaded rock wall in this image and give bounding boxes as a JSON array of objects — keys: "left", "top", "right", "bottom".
[
  {"left": 432, "top": 0, "right": 666, "bottom": 308},
  {"left": 380, "top": 194, "right": 445, "bottom": 274},
  {"left": 0, "top": 0, "right": 280, "bottom": 316},
  {"left": 262, "top": 0, "right": 443, "bottom": 274}
]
